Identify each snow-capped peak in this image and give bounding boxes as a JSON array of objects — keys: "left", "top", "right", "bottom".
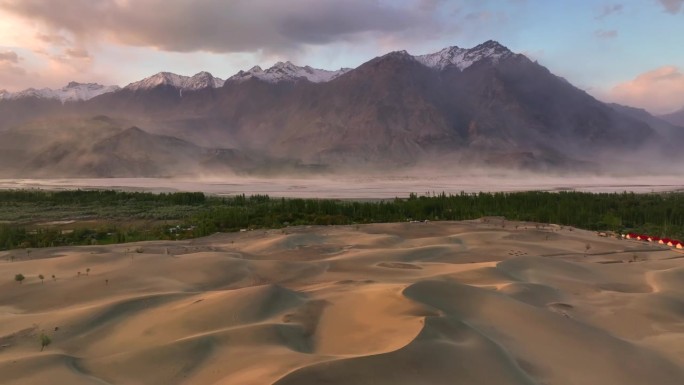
[
  {"left": 124, "top": 71, "right": 225, "bottom": 91},
  {"left": 187, "top": 71, "right": 225, "bottom": 89},
  {"left": 0, "top": 82, "right": 120, "bottom": 102},
  {"left": 0, "top": 40, "right": 518, "bottom": 98},
  {"left": 228, "top": 61, "right": 350, "bottom": 83},
  {"left": 247, "top": 65, "right": 264, "bottom": 73},
  {"left": 415, "top": 40, "right": 513, "bottom": 71}
]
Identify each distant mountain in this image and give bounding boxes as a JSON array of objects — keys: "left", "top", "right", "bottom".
[
  {"left": 0, "top": 40, "right": 676, "bottom": 177},
  {"left": 0, "top": 82, "right": 120, "bottom": 102},
  {"left": 124, "top": 71, "right": 225, "bottom": 92},
  {"left": 660, "top": 107, "right": 684, "bottom": 127},
  {"left": 228, "top": 61, "right": 351, "bottom": 83},
  {"left": 609, "top": 103, "right": 684, "bottom": 141},
  {"left": 82, "top": 126, "right": 205, "bottom": 176},
  {"left": 0, "top": 118, "right": 262, "bottom": 177},
  {"left": 180, "top": 40, "right": 652, "bottom": 168},
  {"left": 415, "top": 40, "right": 513, "bottom": 70},
  {"left": 0, "top": 116, "right": 121, "bottom": 177}
]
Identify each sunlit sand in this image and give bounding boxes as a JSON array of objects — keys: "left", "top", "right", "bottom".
[{"left": 2, "top": 220, "right": 684, "bottom": 384}]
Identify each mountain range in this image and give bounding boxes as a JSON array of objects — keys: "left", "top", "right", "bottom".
[
  {"left": 661, "top": 107, "right": 684, "bottom": 127},
  {"left": 0, "top": 40, "right": 682, "bottom": 178}
]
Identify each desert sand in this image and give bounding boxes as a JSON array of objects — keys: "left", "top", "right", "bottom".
[{"left": 2, "top": 219, "right": 684, "bottom": 384}]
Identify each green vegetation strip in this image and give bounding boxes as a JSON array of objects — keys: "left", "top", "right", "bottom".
[{"left": 1, "top": 190, "right": 684, "bottom": 251}]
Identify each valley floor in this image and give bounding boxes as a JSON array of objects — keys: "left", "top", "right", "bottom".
[
  {"left": 2, "top": 174, "right": 684, "bottom": 198},
  {"left": 2, "top": 220, "right": 684, "bottom": 384}
]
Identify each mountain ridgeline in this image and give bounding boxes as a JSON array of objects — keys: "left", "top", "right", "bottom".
[
  {"left": 661, "top": 107, "right": 684, "bottom": 127},
  {"left": 0, "top": 40, "right": 681, "bottom": 177}
]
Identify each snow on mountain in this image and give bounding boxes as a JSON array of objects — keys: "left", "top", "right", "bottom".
[
  {"left": 124, "top": 71, "right": 225, "bottom": 91},
  {"left": 0, "top": 40, "right": 517, "bottom": 99},
  {"left": 229, "top": 41, "right": 515, "bottom": 84},
  {"left": 0, "top": 82, "right": 120, "bottom": 102},
  {"left": 228, "top": 61, "right": 351, "bottom": 83},
  {"left": 415, "top": 40, "right": 514, "bottom": 71},
  {"left": 189, "top": 71, "right": 225, "bottom": 89}
]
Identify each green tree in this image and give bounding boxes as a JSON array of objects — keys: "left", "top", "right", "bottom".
[
  {"left": 38, "top": 274, "right": 44, "bottom": 284},
  {"left": 15, "top": 273, "right": 25, "bottom": 284},
  {"left": 86, "top": 268, "right": 91, "bottom": 276}
]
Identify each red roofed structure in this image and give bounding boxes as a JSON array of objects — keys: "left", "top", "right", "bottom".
[{"left": 622, "top": 234, "right": 683, "bottom": 249}]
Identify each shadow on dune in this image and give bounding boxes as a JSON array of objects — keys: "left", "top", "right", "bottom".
[{"left": 273, "top": 315, "right": 536, "bottom": 385}]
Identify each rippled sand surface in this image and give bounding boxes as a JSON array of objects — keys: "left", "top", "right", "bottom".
[{"left": 2, "top": 220, "right": 684, "bottom": 384}]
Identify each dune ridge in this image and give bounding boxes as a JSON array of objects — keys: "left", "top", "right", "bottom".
[{"left": 2, "top": 220, "right": 684, "bottom": 384}]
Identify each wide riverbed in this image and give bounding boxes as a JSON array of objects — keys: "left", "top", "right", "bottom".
[{"left": 1, "top": 175, "right": 682, "bottom": 198}]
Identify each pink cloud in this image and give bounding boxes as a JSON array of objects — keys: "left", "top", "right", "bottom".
[{"left": 609, "top": 66, "right": 684, "bottom": 114}]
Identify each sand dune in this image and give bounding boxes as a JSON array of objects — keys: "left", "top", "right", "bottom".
[{"left": 2, "top": 220, "right": 684, "bottom": 384}]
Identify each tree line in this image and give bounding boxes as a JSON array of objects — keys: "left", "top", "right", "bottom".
[{"left": 2, "top": 190, "right": 684, "bottom": 251}]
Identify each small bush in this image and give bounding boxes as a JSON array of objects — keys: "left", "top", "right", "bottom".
[{"left": 40, "top": 333, "right": 51, "bottom": 351}]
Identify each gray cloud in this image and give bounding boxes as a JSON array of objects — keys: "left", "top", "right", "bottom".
[
  {"left": 64, "top": 47, "right": 90, "bottom": 59},
  {"left": 36, "top": 32, "right": 71, "bottom": 46},
  {"left": 658, "top": 0, "right": 683, "bottom": 14},
  {"left": 595, "top": 3, "right": 623, "bottom": 19},
  {"left": 0, "top": 0, "right": 448, "bottom": 55},
  {"left": 594, "top": 29, "right": 618, "bottom": 39},
  {"left": 0, "top": 51, "right": 26, "bottom": 86},
  {"left": 0, "top": 50, "right": 19, "bottom": 63}
]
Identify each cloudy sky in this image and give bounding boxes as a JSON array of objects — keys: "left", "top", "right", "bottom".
[{"left": 0, "top": 0, "right": 683, "bottom": 113}]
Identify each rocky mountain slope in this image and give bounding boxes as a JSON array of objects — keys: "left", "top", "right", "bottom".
[{"left": 0, "top": 41, "right": 676, "bottom": 177}]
